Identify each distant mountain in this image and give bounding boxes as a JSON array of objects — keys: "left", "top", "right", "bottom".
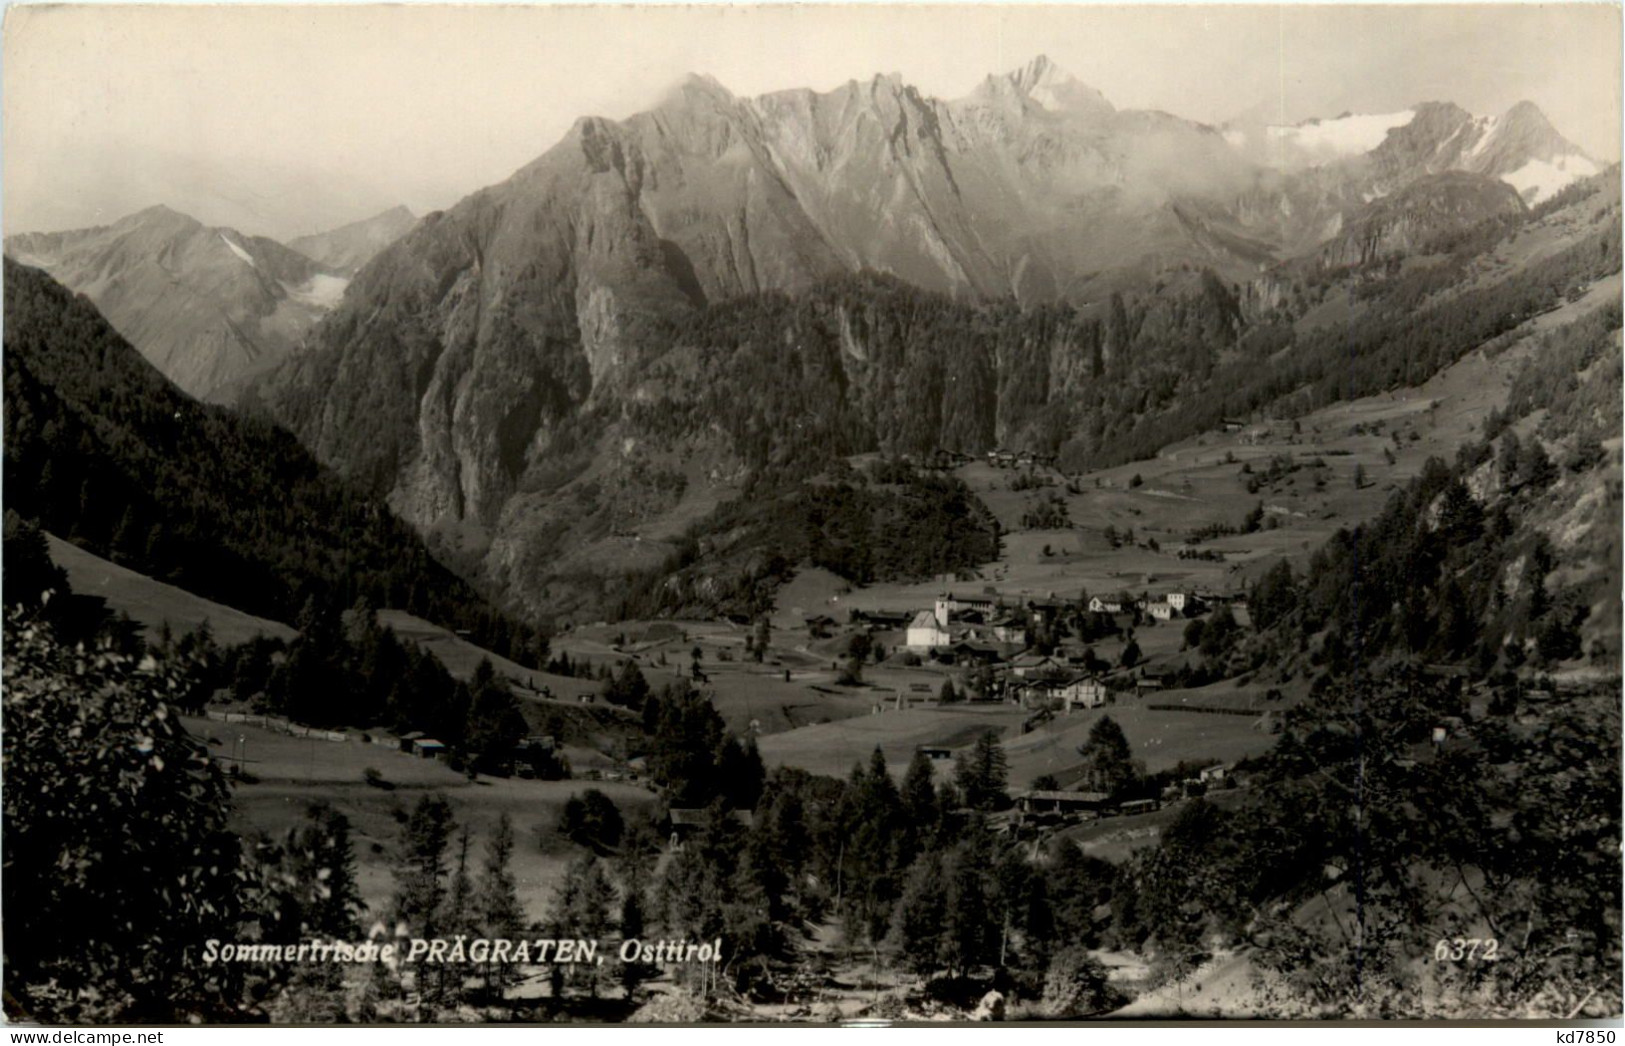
[
  {"left": 1229, "top": 99, "right": 1600, "bottom": 204},
  {"left": 288, "top": 205, "right": 417, "bottom": 276},
  {"left": 3, "top": 206, "right": 344, "bottom": 402}
]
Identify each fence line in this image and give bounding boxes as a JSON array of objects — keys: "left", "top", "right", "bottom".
[
  {"left": 204, "top": 710, "right": 349, "bottom": 743},
  {"left": 1145, "top": 702, "right": 1262, "bottom": 718}
]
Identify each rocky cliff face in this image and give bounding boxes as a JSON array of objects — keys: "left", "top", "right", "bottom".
[
  {"left": 4, "top": 206, "right": 343, "bottom": 401},
  {"left": 244, "top": 58, "right": 1603, "bottom": 614},
  {"left": 1318, "top": 172, "right": 1528, "bottom": 268}
]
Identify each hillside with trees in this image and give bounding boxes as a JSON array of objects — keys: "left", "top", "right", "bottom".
[{"left": 2, "top": 259, "right": 546, "bottom": 666}]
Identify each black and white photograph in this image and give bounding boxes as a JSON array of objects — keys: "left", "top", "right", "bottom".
[{"left": 1, "top": 1, "right": 1621, "bottom": 1027}]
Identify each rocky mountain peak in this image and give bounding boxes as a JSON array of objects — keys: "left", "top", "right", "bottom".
[
  {"left": 1011, "top": 54, "right": 1063, "bottom": 91},
  {"left": 1492, "top": 99, "right": 1577, "bottom": 157},
  {"left": 116, "top": 203, "right": 203, "bottom": 233},
  {"left": 657, "top": 72, "right": 738, "bottom": 112},
  {"left": 970, "top": 54, "right": 1114, "bottom": 118}
]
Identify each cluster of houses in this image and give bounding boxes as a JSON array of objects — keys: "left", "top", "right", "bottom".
[
  {"left": 1087, "top": 590, "right": 1205, "bottom": 622},
  {"left": 1012, "top": 762, "right": 1233, "bottom": 824},
  {"left": 380, "top": 731, "right": 559, "bottom": 777},
  {"left": 891, "top": 447, "right": 1062, "bottom": 471},
  {"left": 868, "top": 590, "right": 1216, "bottom": 712},
  {"left": 901, "top": 592, "right": 1037, "bottom": 658},
  {"left": 986, "top": 448, "right": 1058, "bottom": 469}
]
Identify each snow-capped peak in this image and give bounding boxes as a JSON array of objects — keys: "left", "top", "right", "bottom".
[{"left": 989, "top": 54, "right": 1113, "bottom": 115}]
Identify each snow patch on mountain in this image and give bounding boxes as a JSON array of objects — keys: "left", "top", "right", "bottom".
[
  {"left": 1500, "top": 154, "right": 1601, "bottom": 203},
  {"left": 285, "top": 273, "right": 349, "bottom": 309},
  {"left": 1267, "top": 110, "right": 1415, "bottom": 157},
  {"left": 219, "top": 233, "right": 256, "bottom": 268}
]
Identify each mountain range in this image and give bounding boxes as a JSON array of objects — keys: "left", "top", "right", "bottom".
[{"left": 3, "top": 57, "right": 1614, "bottom": 621}]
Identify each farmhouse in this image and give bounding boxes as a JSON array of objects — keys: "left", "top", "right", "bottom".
[
  {"left": 991, "top": 616, "right": 1029, "bottom": 645},
  {"left": 1026, "top": 598, "right": 1066, "bottom": 622},
  {"left": 853, "top": 609, "right": 911, "bottom": 629},
  {"left": 1016, "top": 790, "right": 1112, "bottom": 816},
  {"left": 1010, "top": 652, "right": 1066, "bottom": 678},
  {"left": 1087, "top": 596, "right": 1124, "bottom": 614},
  {"left": 1147, "top": 601, "right": 1175, "bottom": 621},
  {"left": 1163, "top": 591, "right": 1204, "bottom": 615},
  {"left": 916, "top": 744, "right": 955, "bottom": 761},
  {"left": 1014, "top": 678, "right": 1063, "bottom": 709},
  {"left": 947, "top": 639, "right": 1004, "bottom": 665},
  {"left": 667, "top": 808, "right": 753, "bottom": 847},
  {"left": 1016, "top": 675, "right": 1108, "bottom": 711},
  {"left": 936, "top": 592, "right": 997, "bottom": 623},
  {"left": 1063, "top": 676, "right": 1110, "bottom": 709},
  {"left": 412, "top": 738, "right": 447, "bottom": 759}
]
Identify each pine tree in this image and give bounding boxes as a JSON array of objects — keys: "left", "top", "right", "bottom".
[
  {"left": 477, "top": 814, "right": 525, "bottom": 995},
  {"left": 392, "top": 793, "right": 454, "bottom": 937},
  {"left": 954, "top": 731, "right": 1009, "bottom": 811},
  {"left": 619, "top": 887, "right": 653, "bottom": 996},
  {"left": 298, "top": 802, "right": 363, "bottom": 939},
  {"left": 1077, "top": 716, "right": 1137, "bottom": 796},
  {"left": 888, "top": 855, "right": 947, "bottom": 976},
  {"left": 551, "top": 856, "right": 616, "bottom": 998},
  {"left": 435, "top": 825, "right": 477, "bottom": 1005},
  {"left": 900, "top": 750, "right": 939, "bottom": 860},
  {"left": 943, "top": 830, "right": 1000, "bottom": 976}
]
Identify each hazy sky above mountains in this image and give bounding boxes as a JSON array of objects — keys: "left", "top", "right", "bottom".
[{"left": 5, "top": 3, "right": 1619, "bottom": 240}]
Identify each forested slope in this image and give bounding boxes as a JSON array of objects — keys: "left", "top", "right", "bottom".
[{"left": 2, "top": 259, "right": 545, "bottom": 664}]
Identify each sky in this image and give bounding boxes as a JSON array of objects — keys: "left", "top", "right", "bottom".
[{"left": 4, "top": 3, "right": 1620, "bottom": 240}]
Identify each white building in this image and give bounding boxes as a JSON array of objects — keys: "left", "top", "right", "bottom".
[
  {"left": 1061, "top": 677, "right": 1110, "bottom": 709},
  {"left": 936, "top": 593, "right": 996, "bottom": 626},
  {"left": 1148, "top": 601, "right": 1175, "bottom": 621},
  {"left": 906, "top": 610, "right": 952, "bottom": 650}
]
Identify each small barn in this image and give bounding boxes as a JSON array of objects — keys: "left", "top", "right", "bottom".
[{"left": 1016, "top": 790, "right": 1111, "bottom": 816}]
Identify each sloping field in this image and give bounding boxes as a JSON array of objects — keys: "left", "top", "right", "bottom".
[
  {"left": 1002, "top": 697, "right": 1278, "bottom": 786},
  {"left": 46, "top": 533, "right": 295, "bottom": 645},
  {"left": 756, "top": 704, "right": 1025, "bottom": 780},
  {"left": 182, "top": 715, "right": 658, "bottom": 923},
  {"left": 377, "top": 609, "right": 596, "bottom": 699}
]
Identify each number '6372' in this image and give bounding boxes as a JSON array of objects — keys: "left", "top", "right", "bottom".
[{"left": 1433, "top": 938, "right": 1499, "bottom": 961}]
